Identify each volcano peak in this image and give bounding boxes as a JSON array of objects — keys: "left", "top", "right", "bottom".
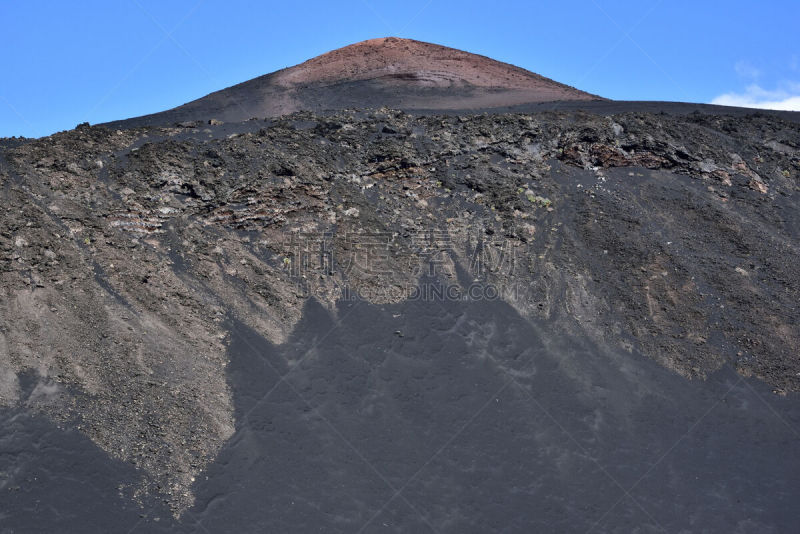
[
  {"left": 274, "top": 37, "right": 587, "bottom": 92},
  {"left": 106, "top": 37, "right": 602, "bottom": 128}
]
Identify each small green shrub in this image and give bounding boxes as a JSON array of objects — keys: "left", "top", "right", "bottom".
[{"left": 527, "top": 194, "right": 552, "bottom": 208}]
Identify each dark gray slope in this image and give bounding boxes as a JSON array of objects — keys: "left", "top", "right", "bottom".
[
  {"left": 3, "top": 293, "right": 798, "bottom": 533},
  {"left": 0, "top": 376, "right": 174, "bottom": 533},
  {"left": 102, "top": 92, "right": 800, "bottom": 131},
  {"left": 190, "top": 295, "right": 800, "bottom": 533},
  {"left": 99, "top": 76, "right": 586, "bottom": 130},
  {"left": 3, "top": 101, "right": 799, "bottom": 532},
  {"left": 417, "top": 99, "right": 800, "bottom": 122}
]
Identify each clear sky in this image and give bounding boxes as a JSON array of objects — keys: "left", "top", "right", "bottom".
[{"left": 1, "top": 0, "right": 798, "bottom": 137}]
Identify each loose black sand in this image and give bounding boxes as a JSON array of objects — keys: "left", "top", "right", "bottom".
[{"left": 3, "top": 290, "right": 798, "bottom": 532}]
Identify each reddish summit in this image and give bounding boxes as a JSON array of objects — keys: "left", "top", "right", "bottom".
[
  {"left": 276, "top": 37, "right": 595, "bottom": 95},
  {"left": 109, "top": 37, "right": 603, "bottom": 127}
]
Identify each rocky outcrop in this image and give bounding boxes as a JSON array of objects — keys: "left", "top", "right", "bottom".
[{"left": 1, "top": 106, "right": 798, "bottom": 514}]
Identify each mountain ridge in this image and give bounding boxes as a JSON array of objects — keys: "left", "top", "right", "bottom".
[
  {"left": 104, "top": 37, "right": 602, "bottom": 128},
  {"left": 2, "top": 37, "right": 800, "bottom": 533}
]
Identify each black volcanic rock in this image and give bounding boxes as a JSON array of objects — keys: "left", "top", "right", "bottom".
[{"left": 1, "top": 39, "right": 800, "bottom": 532}]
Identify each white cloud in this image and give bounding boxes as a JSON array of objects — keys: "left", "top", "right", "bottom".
[{"left": 711, "top": 84, "right": 800, "bottom": 111}]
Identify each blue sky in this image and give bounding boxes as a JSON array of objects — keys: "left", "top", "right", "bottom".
[{"left": 1, "top": 0, "right": 798, "bottom": 137}]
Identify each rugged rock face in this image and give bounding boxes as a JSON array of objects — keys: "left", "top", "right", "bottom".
[
  {"left": 103, "top": 37, "right": 601, "bottom": 128},
  {"left": 1, "top": 106, "right": 798, "bottom": 514}
]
